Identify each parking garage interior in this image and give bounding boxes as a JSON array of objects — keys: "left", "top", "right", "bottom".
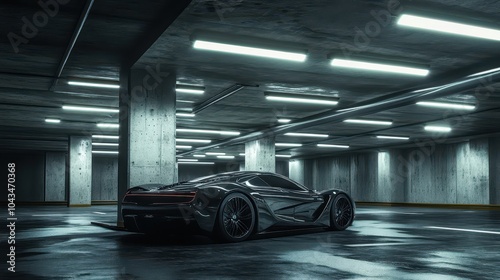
[{"left": 1, "top": 0, "right": 500, "bottom": 279}]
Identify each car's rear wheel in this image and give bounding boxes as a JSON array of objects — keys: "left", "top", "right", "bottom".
[
  {"left": 217, "top": 193, "right": 255, "bottom": 242},
  {"left": 330, "top": 194, "right": 353, "bottom": 231}
]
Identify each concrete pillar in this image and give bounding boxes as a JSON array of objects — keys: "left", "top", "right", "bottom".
[
  {"left": 118, "top": 67, "right": 177, "bottom": 224},
  {"left": 45, "top": 152, "right": 66, "bottom": 201},
  {"left": 489, "top": 136, "right": 500, "bottom": 204},
  {"left": 68, "top": 136, "right": 92, "bottom": 206},
  {"left": 245, "top": 136, "right": 275, "bottom": 172}
]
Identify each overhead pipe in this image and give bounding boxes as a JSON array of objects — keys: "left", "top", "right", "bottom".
[
  {"left": 50, "top": 0, "right": 95, "bottom": 91},
  {"left": 192, "top": 84, "right": 255, "bottom": 114},
  {"left": 178, "top": 68, "right": 500, "bottom": 156}
]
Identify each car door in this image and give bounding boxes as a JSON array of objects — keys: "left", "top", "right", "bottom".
[{"left": 258, "top": 175, "right": 324, "bottom": 222}]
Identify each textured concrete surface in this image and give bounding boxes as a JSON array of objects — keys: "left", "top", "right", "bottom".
[
  {"left": 245, "top": 136, "right": 275, "bottom": 172},
  {"left": 3, "top": 205, "right": 500, "bottom": 279},
  {"left": 45, "top": 152, "right": 66, "bottom": 202},
  {"left": 69, "top": 136, "right": 92, "bottom": 206},
  {"left": 0, "top": 153, "right": 45, "bottom": 202},
  {"left": 92, "top": 157, "right": 118, "bottom": 201},
  {"left": 290, "top": 137, "right": 498, "bottom": 205}
]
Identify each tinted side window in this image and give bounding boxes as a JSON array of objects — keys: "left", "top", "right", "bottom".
[
  {"left": 259, "top": 175, "right": 305, "bottom": 191},
  {"left": 244, "top": 176, "right": 269, "bottom": 188}
]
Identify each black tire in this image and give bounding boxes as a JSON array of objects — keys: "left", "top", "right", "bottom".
[
  {"left": 216, "top": 193, "right": 255, "bottom": 242},
  {"left": 329, "top": 194, "right": 353, "bottom": 231}
]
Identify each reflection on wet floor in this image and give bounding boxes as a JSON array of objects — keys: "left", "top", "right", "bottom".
[{"left": 2, "top": 205, "right": 499, "bottom": 279}]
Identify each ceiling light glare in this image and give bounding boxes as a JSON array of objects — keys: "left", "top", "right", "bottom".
[
  {"left": 176, "top": 113, "right": 196, "bottom": 117},
  {"left": 424, "top": 125, "right": 452, "bottom": 132},
  {"left": 45, "top": 118, "right": 61, "bottom": 123},
  {"left": 276, "top": 154, "right": 292, "bottom": 158},
  {"left": 92, "top": 143, "right": 119, "bottom": 147},
  {"left": 178, "top": 162, "right": 215, "bottom": 165},
  {"left": 92, "top": 151, "right": 119, "bottom": 154},
  {"left": 176, "top": 145, "right": 192, "bottom": 149},
  {"left": 398, "top": 14, "right": 500, "bottom": 41},
  {"left": 344, "top": 119, "right": 393, "bottom": 125},
  {"left": 68, "top": 81, "right": 120, "bottom": 89},
  {"left": 239, "top": 153, "right": 245, "bottom": 156},
  {"left": 97, "top": 123, "right": 119, "bottom": 128},
  {"left": 278, "top": 118, "right": 292, "bottom": 123},
  {"left": 62, "top": 105, "right": 119, "bottom": 113},
  {"left": 331, "top": 58, "right": 429, "bottom": 76},
  {"left": 176, "top": 138, "right": 212, "bottom": 143},
  {"left": 92, "top": 135, "right": 119, "bottom": 139},
  {"left": 275, "top": 143, "right": 302, "bottom": 147},
  {"left": 317, "top": 144, "right": 350, "bottom": 148},
  {"left": 176, "top": 85, "right": 205, "bottom": 94},
  {"left": 416, "top": 101, "right": 475, "bottom": 110},
  {"left": 376, "top": 135, "right": 410, "bottom": 140},
  {"left": 178, "top": 159, "right": 198, "bottom": 162},
  {"left": 176, "top": 128, "right": 240, "bottom": 136},
  {"left": 193, "top": 155, "right": 206, "bottom": 158},
  {"left": 285, "top": 132, "right": 329, "bottom": 138},
  {"left": 193, "top": 40, "right": 307, "bottom": 62},
  {"left": 206, "top": 152, "right": 226, "bottom": 156},
  {"left": 265, "top": 93, "right": 339, "bottom": 105},
  {"left": 217, "top": 155, "right": 235, "bottom": 159}
]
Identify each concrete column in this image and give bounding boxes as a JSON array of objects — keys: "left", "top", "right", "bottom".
[
  {"left": 45, "top": 152, "right": 66, "bottom": 201},
  {"left": 245, "top": 136, "right": 275, "bottom": 172},
  {"left": 68, "top": 136, "right": 92, "bottom": 206},
  {"left": 118, "top": 67, "right": 177, "bottom": 224},
  {"left": 489, "top": 136, "right": 500, "bottom": 204}
]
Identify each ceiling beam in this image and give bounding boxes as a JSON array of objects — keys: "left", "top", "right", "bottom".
[{"left": 178, "top": 68, "right": 500, "bottom": 156}]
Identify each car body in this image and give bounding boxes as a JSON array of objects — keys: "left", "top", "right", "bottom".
[{"left": 122, "top": 171, "right": 355, "bottom": 242}]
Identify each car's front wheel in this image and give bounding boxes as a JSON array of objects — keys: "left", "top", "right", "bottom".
[
  {"left": 329, "top": 194, "right": 353, "bottom": 231},
  {"left": 217, "top": 193, "right": 255, "bottom": 242}
]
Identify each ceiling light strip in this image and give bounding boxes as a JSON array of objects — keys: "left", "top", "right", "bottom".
[{"left": 331, "top": 58, "right": 429, "bottom": 76}]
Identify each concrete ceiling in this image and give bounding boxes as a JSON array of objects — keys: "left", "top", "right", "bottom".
[{"left": 1, "top": 0, "right": 500, "bottom": 160}]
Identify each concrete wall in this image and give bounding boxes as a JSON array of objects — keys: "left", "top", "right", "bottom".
[
  {"left": 0, "top": 152, "right": 45, "bottom": 202},
  {"left": 291, "top": 137, "right": 499, "bottom": 205},
  {"left": 92, "top": 156, "right": 118, "bottom": 201},
  {"left": 69, "top": 136, "right": 92, "bottom": 206},
  {"left": 45, "top": 152, "right": 66, "bottom": 201}
]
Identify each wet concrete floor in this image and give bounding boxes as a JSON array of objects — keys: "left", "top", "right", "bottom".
[{"left": 2, "top": 205, "right": 499, "bottom": 279}]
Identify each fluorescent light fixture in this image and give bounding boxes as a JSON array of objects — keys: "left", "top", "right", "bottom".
[
  {"left": 276, "top": 154, "right": 292, "bottom": 158},
  {"left": 206, "top": 152, "right": 225, "bottom": 156},
  {"left": 176, "top": 113, "right": 196, "bottom": 117},
  {"left": 178, "top": 159, "right": 198, "bottom": 162},
  {"left": 92, "top": 143, "right": 119, "bottom": 147},
  {"left": 275, "top": 143, "right": 302, "bottom": 147},
  {"left": 193, "top": 40, "right": 307, "bottom": 62},
  {"left": 176, "top": 128, "right": 240, "bottom": 136},
  {"left": 176, "top": 138, "right": 212, "bottom": 143},
  {"left": 92, "top": 135, "right": 119, "bottom": 139},
  {"left": 331, "top": 58, "right": 429, "bottom": 76},
  {"left": 92, "top": 151, "right": 119, "bottom": 154},
  {"left": 278, "top": 118, "right": 292, "bottom": 123},
  {"left": 239, "top": 153, "right": 245, "bottom": 156},
  {"left": 62, "top": 105, "right": 119, "bottom": 113},
  {"left": 468, "top": 67, "right": 500, "bottom": 77},
  {"left": 285, "top": 132, "right": 329, "bottom": 138},
  {"left": 424, "top": 125, "right": 452, "bottom": 132},
  {"left": 265, "top": 92, "right": 339, "bottom": 105},
  {"left": 217, "top": 155, "right": 235, "bottom": 159},
  {"left": 178, "top": 162, "right": 215, "bottom": 165},
  {"left": 97, "top": 123, "right": 119, "bottom": 128},
  {"left": 176, "top": 145, "right": 192, "bottom": 149},
  {"left": 416, "top": 101, "right": 475, "bottom": 110},
  {"left": 176, "top": 85, "right": 205, "bottom": 94},
  {"left": 45, "top": 118, "right": 61, "bottom": 123},
  {"left": 68, "top": 81, "right": 120, "bottom": 89},
  {"left": 344, "top": 119, "right": 393, "bottom": 126},
  {"left": 317, "top": 144, "right": 350, "bottom": 149},
  {"left": 177, "top": 100, "right": 195, "bottom": 103},
  {"left": 397, "top": 14, "right": 500, "bottom": 41},
  {"left": 376, "top": 135, "right": 410, "bottom": 140},
  {"left": 193, "top": 154, "right": 206, "bottom": 158}
]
